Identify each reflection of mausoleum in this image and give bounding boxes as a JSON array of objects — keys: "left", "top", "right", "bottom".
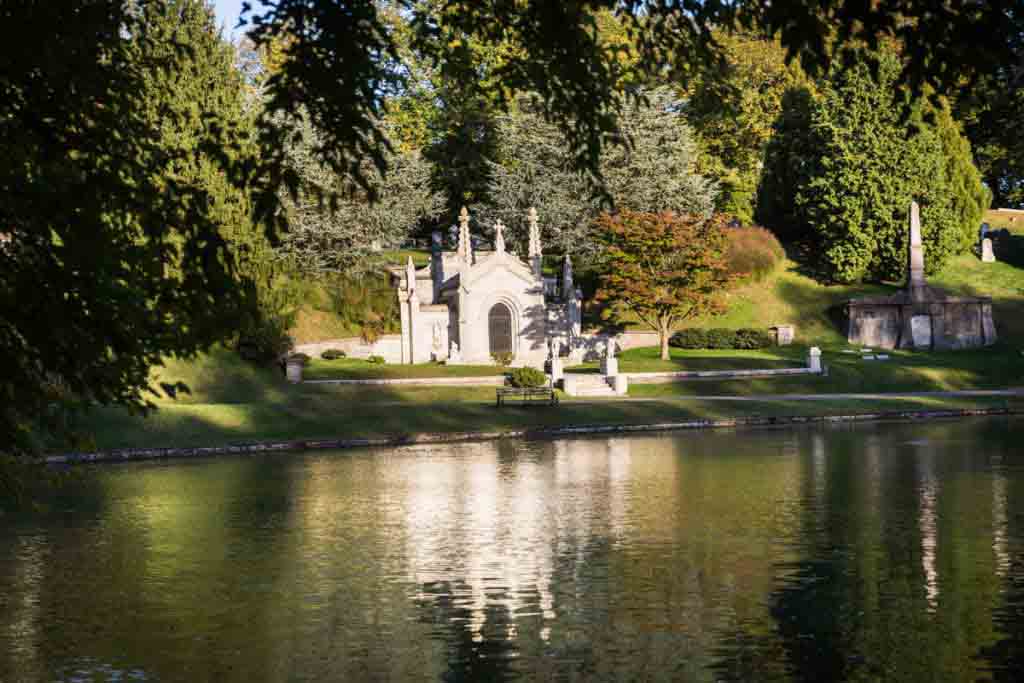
[{"left": 394, "top": 207, "right": 582, "bottom": 366}]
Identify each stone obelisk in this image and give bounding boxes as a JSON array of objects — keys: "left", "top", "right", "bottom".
[{"left": 908, "top": 200, "right": 926, "bottom": 301}]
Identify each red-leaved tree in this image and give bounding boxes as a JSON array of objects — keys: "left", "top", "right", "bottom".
[{"left": 594, "top": 211, "right": 736, "bottom": 360}]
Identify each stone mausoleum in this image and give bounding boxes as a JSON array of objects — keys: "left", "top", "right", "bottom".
[
  {"left": 846, "top": 202, "right": 997, "bottom": 350},
  {"left": 393, "top": 207, "right": 582, "bottom": 366}
]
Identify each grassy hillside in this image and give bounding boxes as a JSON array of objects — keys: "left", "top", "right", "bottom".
[{"left": 628, "top": 209, "right": 1024, "bottom": 346}]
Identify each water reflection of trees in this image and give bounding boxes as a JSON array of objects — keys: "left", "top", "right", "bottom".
[
  {"left": 3, "top": 419, "right": 1024, "bottom": 681},
  {"left": 712, "top": 421, "right": 1014, "bottom": 682}
]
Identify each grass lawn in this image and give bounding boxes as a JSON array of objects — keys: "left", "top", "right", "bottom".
[
  {"left": 626, "top": 344, "right": 1024, "bottom": 397},
  {"left": 304, "top": 358, "right": 505, "bottom": 380},
  {"left": 568, "top": 346, "right": 806, "bottom": 373},
  {"left": 81, "top": 389, "right": 1020, "bottom": 452},
  {"left": 69, "top": 345, "right": 1023, "bottom": 452}
]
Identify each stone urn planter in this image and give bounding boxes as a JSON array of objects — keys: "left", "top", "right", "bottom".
[{"left": 285, "top": 353, "right": 309, "bottom": 383}]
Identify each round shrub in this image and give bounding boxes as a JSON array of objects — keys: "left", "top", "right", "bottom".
[
  {"left": 492, "top": 352, "right": 513, "bottom": 367},
  {"left": 509, "top": 366, "right": 548, "bottom": 388},
  {"left": 705, "top": 328, "right": 736, "bottom": 349},
  {"left": 367, "top": 355, "right": 386, "bottom": 365},
  {"left": 321, "top": 348, "right": 347, "bottom": 360},
  {"left": 723, "top": 225, "right": 786, "bottom": 282},
  {"left": 669, "top": 327, "right": 773, "bottom": 350},
  {"left": 669, "top": 328, "right": 710, "bottom": 349},
  {"left": 734, "top": 328, "right": 774, "bottom": 349}
]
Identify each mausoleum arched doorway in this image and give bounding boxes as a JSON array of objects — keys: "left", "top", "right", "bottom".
[{"left": 488, "top": 303, "right": 514, "bottom": 357}]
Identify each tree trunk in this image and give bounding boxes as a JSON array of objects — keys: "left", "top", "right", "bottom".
[{"left": 660, "top": 325, "right": 670, "bottom": 360}]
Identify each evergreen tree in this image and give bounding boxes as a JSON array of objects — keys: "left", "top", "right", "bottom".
[
  {"left": 483, "top": 88, "right": 716, "bottom": 256},
  {"left": 758, "top": 49, "right": 988, "bottom": 283},
  {"left": 276, "top": 114, "right": 444, "bottom": 273},
  {"left": 0, "top": 0, "right": 260, "bottom": 464}
]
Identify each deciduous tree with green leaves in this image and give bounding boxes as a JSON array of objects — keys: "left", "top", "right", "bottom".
[{"left": 593, "top": 211, "right": 735, "bottom": 360}]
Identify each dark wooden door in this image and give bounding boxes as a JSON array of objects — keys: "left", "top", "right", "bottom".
[{"left": 488, "top": 304, "right": 513, "bottom": 356}]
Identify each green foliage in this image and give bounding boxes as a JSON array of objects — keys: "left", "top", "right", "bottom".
[
  {"left": 367, "top": 355, "right": 386, "bottom": 365},
  {"left": 483, "top": 88, "right": 717, "bottom": 256},
  {"left": 492, "top": 352, "right": 514, "bottom": 367},
  {"left": 594, "top": 211, "right": 735, "bottom": 359},
  {"left": 508, "top": 366, "right": 548, "bottom": 388},
  {"left": 247, "top": 1, "right": 1016, "bottom": 218},
  {"left": 236, "top": 312, "right": 295, "bottom": 364},
  {"left": 320, "top": 273, "right": 400, "bottom": 343},
  {"left": 321, "top": 349, "right": 347, "bottom": 360},
  {"left": 759, "top": 49, "right": 989, "bottom": 283},
  {"left": 723, "top": 225, "right": 786, "bottom": 283},
  {"left": 669, "top": 328, "right": 773, "bottom": 350},
  {"left": 0, "top": 0, "right": 261, "bottom": 457},
  {"left": 277, "top": 113, "right": 444, "bottom": 273},
  {"left": 685, "top": 32, "right": 808, "bottom": 225}
]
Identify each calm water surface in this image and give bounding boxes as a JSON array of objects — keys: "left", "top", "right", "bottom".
[{"left": 3, "top": 418, "right": 1024, "bottom": 681}]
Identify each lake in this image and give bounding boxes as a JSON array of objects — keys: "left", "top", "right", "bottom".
[{"left": 2, "top": 418, "right": 1023, "bottom": 681}]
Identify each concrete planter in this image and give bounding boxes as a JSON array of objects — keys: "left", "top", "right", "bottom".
[{"left": 285, "top": 358, "right": 304, "bottom": 383}]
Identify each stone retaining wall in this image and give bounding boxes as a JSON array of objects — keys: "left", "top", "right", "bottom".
[
  {"left": 304, "top": 376, "right": 506, "bottom": 386},
  {"left": 624, "top": 367, "right": 818, "bottom": 383},
  {"left": 48, "top": 407, "right": 1020, "bottom": 465},
  {"left": 295, "top": 335, "right": 402, "bottom": 362}
]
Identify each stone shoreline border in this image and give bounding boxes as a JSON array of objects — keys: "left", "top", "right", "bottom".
[{"left": 47, "top": 406, "right": 1022, "bottom": 465}]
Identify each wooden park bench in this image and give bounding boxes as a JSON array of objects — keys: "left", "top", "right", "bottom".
[{"left": 496, "top": 386, "right": 559, "bottom": 407}]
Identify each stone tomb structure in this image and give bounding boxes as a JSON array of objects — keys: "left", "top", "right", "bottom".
[
  {"left": 846, "top": 202, "right": 997, "bottom": 350},
  {"left": 394, "top": 207, "right": 582, "bottom": 366}
]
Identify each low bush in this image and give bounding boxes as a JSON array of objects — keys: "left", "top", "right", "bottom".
[
  {"left": 367, "top": 355, "right": 386, "bottom": 364},
  {"left": 669, "top": 328, "right": 709, "bottom": 349},
  {"left": 492, "top": 352, "right": 513, "bottom": 367},
  {"left": 734, "top": 328, "right": 774, "bottom": 349},
  {"left": 508, "top": 366, "right": 548, "bottom": 388},
  {"left": 321, "top": 349, "right": 347, "bottom": 360},
  {"left": 723, "top": 225, "right": 786, "bottom": 283},
  {"left": 286, "top": 353, "right": 311, "bottom": 365},
  {"left": 236, "top": 314, "right": 294, "bottom": 364},
  {"left": 670, "top": 328, "right": 773, "bottom": 350}
]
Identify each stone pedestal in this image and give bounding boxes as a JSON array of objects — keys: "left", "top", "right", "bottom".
[
  {"left": 550, "top": 357, "right": 564, "bottom": 383},
  {"left": 808, "top": 347, "right": 822, "bottom": 373},
  {"left": 285, "top": 359, "right": 304, "bottom": 383},
  {"left": 562, "top": 374, "right": 578, "bottom": 396},
  {"left": 773, "top": 325, "right": 795, "bottom": 346},
  {"left": 613, "top": 374, "right": 628, "bottom": 396},
  {"left": 601, "top": 357, "right": 618, "bottom": 377},
  {"left": 982, "top": 238, "right": 996, "bottom": 263}
]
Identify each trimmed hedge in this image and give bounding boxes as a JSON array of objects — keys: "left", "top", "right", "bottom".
[
  {"left": 321, "top": 348, "right": 347, "bottom": 360},
  {"left": 367, "top": 355, "right": 386, "bottom": 364},
  {"left": 508, "top": 366, "right": 548, "bottom": 388},
  {"left": 670, "top": 328, "right": 774, "bottom": 350}
]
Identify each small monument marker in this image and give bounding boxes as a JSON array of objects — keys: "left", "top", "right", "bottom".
[{"left": 982, "top": 237, "right": 996, "bottom": 263}]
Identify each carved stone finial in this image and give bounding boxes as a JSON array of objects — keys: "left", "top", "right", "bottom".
[
  {"left": 494, "top": 220, "right": 506, "bottom": 254},
  {"left": 405, "top": 255, "right": 416, "bottom": 291},
  {"left": 458, "top": 206, "right": 473, "bottom": 263},
  {"left": 562, "top": 254, "right": 574, "bottom": 299},
  {"left": 528, "top": 207, "right": 541, "bottom": 256}
]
